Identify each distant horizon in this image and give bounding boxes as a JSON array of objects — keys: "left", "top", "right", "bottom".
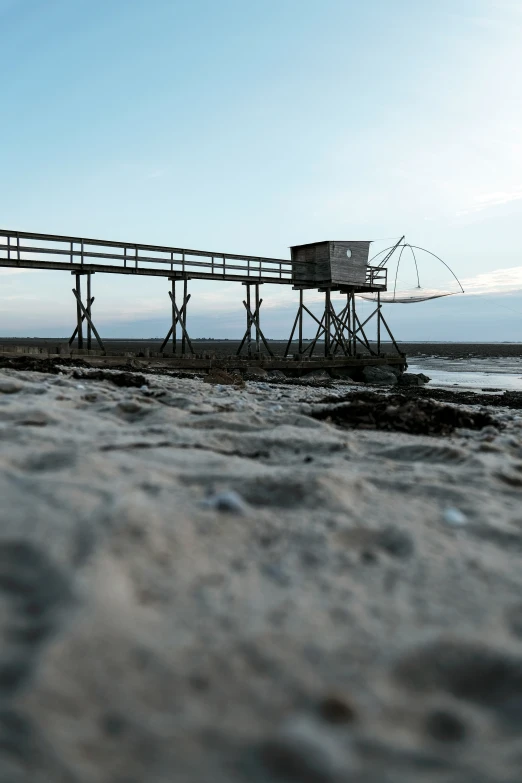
[{"left": 2, "top": 336, "right": 522, "bottom": 346}]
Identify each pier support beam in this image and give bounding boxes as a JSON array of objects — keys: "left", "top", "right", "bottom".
[
  {"left": 285, "top": 288, "right": 403, "bottom": 358},
  {"left": 237, "top": 282, "right": 273, "bottom": 357},
  {"left": 160, "top": 277, "right": 194, "bottom": 355},
  {"left": 69, "top": 272, "right": 105, "bottom": 353}
]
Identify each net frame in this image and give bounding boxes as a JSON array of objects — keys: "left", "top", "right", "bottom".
[{"left": 363, "top": 242, "right": 464, "bottom": 304}]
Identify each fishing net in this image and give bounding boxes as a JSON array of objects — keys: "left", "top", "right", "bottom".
[{"left": 360, "top": 240, "right": 464, "bottom": 304}]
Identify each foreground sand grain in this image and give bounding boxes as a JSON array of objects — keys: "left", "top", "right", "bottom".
[{"left": 0, "top": 367, "right": 520, "bottom": 782}]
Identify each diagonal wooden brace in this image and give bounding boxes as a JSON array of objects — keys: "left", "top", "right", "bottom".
[
  {"left": 242, "top": 301, "right": 274, "bottom": 357},
  {"left": 69, "top": 296, "right": 95, "bottom": 346},
  {"left": 237, "top": 298, "right": 263, "bottom": 356},
  {"left": 169, "top": 292, "right": 194, "bottom": 354},
  {"left": 328, "top": 303, "right": 351, "bottom": 356},
  {"left": 160, "top": 294, "right": 191, "bottom": 353},
  {"left": 71, "top": 289, "right": 105, "bottom": 352}
]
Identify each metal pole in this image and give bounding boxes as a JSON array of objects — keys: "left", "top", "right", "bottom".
[
  {"left": 86, "top": 274, "right": 92, "bottom": 350},
  {"left": 76, "top": 273, "right": 83, "bottom": 349},
  {"left": 255, "top": 284, "right": 260, "bottom": 355},
  {"left": 298, "top": 289, "right": 303, "bottom": 354},
  {"left": 182, "top": 277, "right": 188, "bottom": 356}
]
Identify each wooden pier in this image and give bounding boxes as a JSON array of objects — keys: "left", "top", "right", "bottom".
[{"left": 0, "top": 229, "right": 402, "bottom": 367}]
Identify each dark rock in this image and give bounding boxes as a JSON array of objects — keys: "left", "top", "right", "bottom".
[
  {"left": 394, "top": 639, "right": 522, "bottom": 722},
  {"left": 204, "top": 369, "right": 244, "bottom": 387},
  {"left": 362, "top": 366, "right": 398, "bottom": 386},
  {"left": 311, "top": 391, "right": 497, "bottom": 435},
  {"left": 319, "top": 694, "right": 357, "bottom": 724},
  {"left": 425, "top": 708, "right": 467, "bottom": 742},
  {"left": 301, "top": 370, "right": 332, "bottom": 381},
  {"left": 244, "top": 367, "right": 269, "bottom": 381},
  {"left": 398, "top": 373, "right": 431, "bottom": 387},
  {"left": 0, "top": 356, "right": 91, "bottom": 374},
  {"left": 329, "top": 367, "right": 356, "bottom": 381},
  {"left": 267, "top": 370, "right": 287, "bottom": 379},
  {"left": 376, "top": 526, "right": 415, "bottom": 558},
  {"left": 73, "top": 370, "right": 147, "bottom": 388}
]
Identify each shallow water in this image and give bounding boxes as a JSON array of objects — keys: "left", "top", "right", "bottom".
[{"left": 409, "top": 356, "right": 522, "bottom": 392}]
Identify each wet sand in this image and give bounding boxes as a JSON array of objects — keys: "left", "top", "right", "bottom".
[{"left": 0, "top": 359, "right": 520, "bottom": 781}]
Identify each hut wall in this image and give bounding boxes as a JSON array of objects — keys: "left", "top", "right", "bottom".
[
  {"left": 329, "top": 241, "right": 370, "bottom": 286},
  {"left": 291, "top": 241, "right": 331, "bottom": 285},
  {"left": 291, "top": 240, "right": 372, "bottom": 287}
]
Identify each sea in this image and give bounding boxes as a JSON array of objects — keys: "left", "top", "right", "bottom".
[{"left": 408, "top": 356, "right": 522, "bottom": 393}]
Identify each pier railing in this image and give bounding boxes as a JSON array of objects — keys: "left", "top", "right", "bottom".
[{"left": 0, "top": 229, "right": 294, "bottom": 284}]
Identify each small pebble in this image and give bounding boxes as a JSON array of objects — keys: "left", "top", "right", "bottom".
[
  {"left": 117, "top": 400, "right": 143, "bottom": 414},
  {"left": 425, "top": 708, "right": 467, "bottom": 742},
  {"left": 260, "top": 714, "right": 349, "bottom": 782},
  {"left": 443, "top": 507, "right": 467, "bottom": 526},
  {"left": 377, "top": 526, "right": 415, "bottom": 558},
  {"left": 319, "top": 694, "right": 356, "bottom": 724},
  {"left": 0, "top": 379, "right": 24, "bottom": 394},
  {"left": 201, "top": 490, "right": 248, "bottom": 515}
]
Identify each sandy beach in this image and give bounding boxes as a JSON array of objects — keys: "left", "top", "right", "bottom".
[{"left": 0, "top": 359, "right": 520, "bottom": 782}]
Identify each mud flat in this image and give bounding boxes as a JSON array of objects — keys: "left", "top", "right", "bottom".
[
  {"left": 2, "top": 337, "right": 522, "bottom": 360},
  {"left": 0, "top": 360, "right": 520, "bottom": 781}
]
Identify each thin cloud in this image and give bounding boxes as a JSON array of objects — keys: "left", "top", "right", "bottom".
[
  {"left": 461, "top": 266, "right": 522, "bottom": 295},
  {"left": 457, "top": 189, "right": 522, "bottom": 216}
]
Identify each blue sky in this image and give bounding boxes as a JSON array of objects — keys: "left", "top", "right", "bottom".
[{"left": 1, "top": 0, "right": 522, "bottom": 340}]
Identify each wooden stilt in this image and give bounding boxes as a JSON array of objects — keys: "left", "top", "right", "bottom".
[
  {"left": 172, "top": 279, "right": 177, "bottom": 355},
  {"left": 246, "top": 285, "right": 252, "bottom": 357},
  {"left": 352, "top": 308, "right": 377, "bottom": 355},
  {"left": 160, "top": 293, "right": 191, "bottom": 354},
  {"left": 284, "top": 308, "right": 300, "bottom": 356},
  {"left": 377, "top": 292, "right": 381, "bottom": 354},
  {"left": 169, "top": 292, "right": 194, "bottom": 354},
  {"left": 308, "top": 312, "right": 326, "bottom": 357},
  {"left": 352, "top": 294, "right": 357, "bottom": 356},
  {"left": 298, "top": 289, "right": 303, "bottom": 354},
  {"left": 241, "top": 300, "right": 274, "bottom": 357},
  {"left": 75, "top": 273, "right": 83, "bottom": 349},
  {"left": 86, "top": 273, "right": 92, "bottom": 350},
  {"left": 379, "top": 309, "right": 404, "bottom": 356},
  {"left": 255, "top": 284, "right": 261, "bottom": 355},
  {"left": 71, "top": 288, "right": 105, "bottom": 352},
  {"left": 324, "top": 289, "right": 331, "bottom": 357},
  {"left": 182, "top": 277, "right": 188, "bottom": 356}
]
